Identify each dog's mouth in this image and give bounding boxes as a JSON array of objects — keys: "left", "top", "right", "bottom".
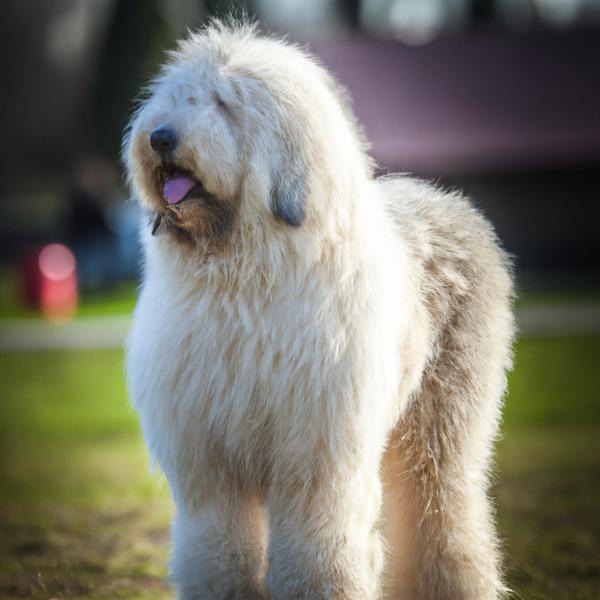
[
  {"left": 151, "top": 163, "right": 214, "bottom": 237},
  {"left": 157, "top": 164, "right": 207, "bottom": 205}
]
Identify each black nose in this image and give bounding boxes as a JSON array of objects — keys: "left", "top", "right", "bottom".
[{"left": 150, "top": 125, "right": 178, "bottom": 154}]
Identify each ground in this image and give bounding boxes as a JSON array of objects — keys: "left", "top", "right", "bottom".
[{"left": 0, "top": 337, "right": 598, "bottom": 599}]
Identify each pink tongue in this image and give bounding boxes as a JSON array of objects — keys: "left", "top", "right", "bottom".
[{"left": 163, "top": 176, "right": 197, "bottom": 204}]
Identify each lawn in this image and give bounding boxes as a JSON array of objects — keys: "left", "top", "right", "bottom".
[
  {"left": 0, "top": 337, "right": 599, "bottom": 599},
  {"left": 0, "top": 350, "right": 171, "bottom": 599}
]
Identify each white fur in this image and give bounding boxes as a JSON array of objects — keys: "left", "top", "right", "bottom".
[{"left": 125, "top": 21, "right": 514, "bottom": 600}]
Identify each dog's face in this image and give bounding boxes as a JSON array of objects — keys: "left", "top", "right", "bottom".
[
  {"left": 124, "top": 25, "right": 326, "bottom": 256},
  {"left": 125, "top": 54, "right": 246, "bottom": 250},
  {"left": 124, "top": 23, "right": 371, "bottom": 261}
]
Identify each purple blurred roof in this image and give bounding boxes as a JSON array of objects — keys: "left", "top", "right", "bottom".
[{"left": 312, "top": 29, "right": 600, "bottom": 176}]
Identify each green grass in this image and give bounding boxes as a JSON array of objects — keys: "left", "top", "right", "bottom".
[
  {"left": 497, "top": 335, "right": 600, "bottom": 600},
  {"left": 496, "top": 429, "right": 600, "bottom": 600},
  {"left": 0, "top": 337, "right": 598, "bottom": 599},
  {"left": 504, "top": 336, "right": 600, "bottom": 427},
  {"left": 516, "top": 287, "right": 600, "bottom": 307},
  {"left": 0, "top": 350, "right": 172, "bottom": 599}
]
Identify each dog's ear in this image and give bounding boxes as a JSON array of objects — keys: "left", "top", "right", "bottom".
[
  {"left": 231, "top": 73, "right": 308, "bottom": 226},
  {"left": 270, "top": 139, "right": 307, "bottom": 228}
]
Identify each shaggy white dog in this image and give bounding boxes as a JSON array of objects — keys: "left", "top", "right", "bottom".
[{"left": 124, "top": 21, "right": 514, "bottom": 600}]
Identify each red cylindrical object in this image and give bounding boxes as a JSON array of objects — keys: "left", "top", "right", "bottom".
[{"left": 20, "top": 244, "right": 78, "bottom": 322}]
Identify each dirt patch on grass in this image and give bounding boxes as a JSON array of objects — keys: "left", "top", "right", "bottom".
[
  {"left": 0, "top": 503, "right": 171, "bottom": 599},
  {"left": 497, "top": 430, "right": 600, "bottom": 600}
]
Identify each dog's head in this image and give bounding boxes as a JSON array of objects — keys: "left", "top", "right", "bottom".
[{"left": 123, "top": 21, "right": 371, "bottom": 257}]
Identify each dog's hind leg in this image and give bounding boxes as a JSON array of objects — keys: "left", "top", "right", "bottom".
[
  {"left": 376, "top": 176, "right": 514, "bottom": 599},
  {"left": 382, "top": 287, "right": 513, "bottom": 599},
  {"left": 171, "top": 496, "right": 271, "bottom": 600}
]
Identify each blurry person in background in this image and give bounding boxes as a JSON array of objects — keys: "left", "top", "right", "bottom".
[
  {"left": 64, "top": 155, "right": 139, "bottom": 290},
  {"left": 64, "top": 156, "right": 115, "bottom": 290}
]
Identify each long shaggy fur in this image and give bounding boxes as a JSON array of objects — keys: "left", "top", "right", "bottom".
[{"left": 124, "top": 20, "right": 514, "bottom": 600}]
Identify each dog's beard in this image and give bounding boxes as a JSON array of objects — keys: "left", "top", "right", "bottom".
[
  {"left": 150, "top": 163, "right": 237, "bottom": 250},
  {"left": 152, "top": 194, "right": 236, "bottom": 248}
]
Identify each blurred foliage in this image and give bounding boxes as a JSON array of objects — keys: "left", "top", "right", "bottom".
[{"left": 0, "top": 335, "right": 599, "bottom": 598}]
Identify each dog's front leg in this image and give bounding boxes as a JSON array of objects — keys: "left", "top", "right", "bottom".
[
  {"left": 171, "top": 496, "right": 271, "bottom": 600},
  {"left": 267, "top": 464, "right": 384, "bottom": 600}
]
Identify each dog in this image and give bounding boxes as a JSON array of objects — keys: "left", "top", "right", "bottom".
[{"left": 124, "top": 20, "right": 514, "bottom": 600}]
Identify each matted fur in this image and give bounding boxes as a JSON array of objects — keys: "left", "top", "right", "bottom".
[{"left": 124, "top": 20, "right": 514, "bottom": 600}]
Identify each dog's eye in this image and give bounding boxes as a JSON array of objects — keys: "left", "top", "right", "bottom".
[{"left": 213, "top": 92, "right": 226, "bottom": 108}]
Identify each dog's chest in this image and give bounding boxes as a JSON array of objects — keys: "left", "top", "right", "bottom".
[{"left": 128, "top": 279, "right": 330, "bottom": 482}]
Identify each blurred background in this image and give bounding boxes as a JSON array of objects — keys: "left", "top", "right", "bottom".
[{"left": 0, "top": 1, "right": 598, "bottom": 598}]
